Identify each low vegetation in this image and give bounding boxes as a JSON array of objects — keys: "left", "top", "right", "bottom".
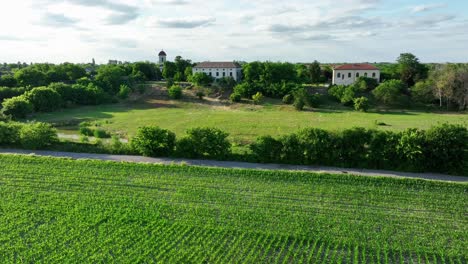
[{"left": 0, "top": 155, "right": 466, "bottom": 262}]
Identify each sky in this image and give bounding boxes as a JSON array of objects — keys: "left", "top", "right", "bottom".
[{"left": 0, "top": 0, "right": 467, "bottom": 64}]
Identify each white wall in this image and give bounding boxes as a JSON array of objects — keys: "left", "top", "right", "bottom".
[
  {"left": 332, "top": 70, "right": 380, "bottom": 85},
  {"left": 193, "top": 67, "right": 242, "bottom": 81}
]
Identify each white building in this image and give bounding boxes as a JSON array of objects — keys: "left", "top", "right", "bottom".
[
  {"left": 332, "top": 64, "right": 380, "bottom": 85},
  {"left": 193, "top": 62, "right": 242, "bottom": 82},
  {"left": 158, "top": 50, "right": 167, "bottom": 71}
]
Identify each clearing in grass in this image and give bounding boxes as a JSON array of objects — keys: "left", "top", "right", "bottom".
[{"left": 0, "top": 154, "right": 466, "bottom": 263}]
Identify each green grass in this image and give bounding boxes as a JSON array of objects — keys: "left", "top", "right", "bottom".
[
  {"left": 30, "top": 98, "right": 467, "bottom": 145},
  {"left": 0, "top": 154, "right": 466, "bottom": 263}
]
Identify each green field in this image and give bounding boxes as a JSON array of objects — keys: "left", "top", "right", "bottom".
[
  {"left": 31, "top": 98, "right": 468, "bottom": 144},
  {"left": 1, "top": 154, "right": 466, "bottom": 263}
]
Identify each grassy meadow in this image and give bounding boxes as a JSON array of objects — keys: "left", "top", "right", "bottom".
[
  {"left": 30, "top": 96, "right": 467, "bottom": 145},
  {"left": 0, "top": 154, "right": 466, "bottom": 262}
]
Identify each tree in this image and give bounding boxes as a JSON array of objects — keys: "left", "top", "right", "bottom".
[
  {"left": 94, "top": 65, "right": 126, "bottom": 94},
  {"left": 14, "top": 68, "right": 47, "bottom": 87},
  {"left": 174, "top": 56, "right": 192, "bottom": 81},
  {"left": 168, "top": 85, "right": 182, "bottom": 99},
  {"left": 373, "top": 80, "right": 405, "bottom": 105},
  {"left": 191, "top": 72, "right": 213, "bottom": 87},
  {"left": 397, "top": 53, "right": 428, "bottom": 87},
  {"left": 411, "top": 80, "right": 435, "bottom": 104},
  {"left": 162, "top": 61, "right": 177, "bottom": 80},
  {"left": 0, "top": 75, "right": 17, "bottom": 87},
  {"left": 176, "top": 127, "right": 231, "bottom": 159},
  {"left": 132, "top": 62, "right": 160, "bottom": 81},
  {"left": 308, "top": 60, "right": 321, "bottom": 84},
  {"left": 118, "top": 84, "right": 131, "bottom": 99},
  {"left": 19, "top": 122, "right": 58, "bottom": 149}
]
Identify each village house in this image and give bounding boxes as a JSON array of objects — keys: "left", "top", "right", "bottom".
[
  {"left": 332, "top": 63, "right": 380, "bottom": 85},
  {"left": 193, "top": 62, "right": 242, "bottom": 82}
]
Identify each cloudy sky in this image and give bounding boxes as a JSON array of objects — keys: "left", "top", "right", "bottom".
[{"left": 0, "top": 0, "right": 467, "bottom": 64}]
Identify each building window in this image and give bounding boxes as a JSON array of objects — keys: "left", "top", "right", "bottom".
[
  {"left": 364, "top": 73, "right": 368, "bottom": 77},
  {"left": 337, "top": 73, "right": 341, "bottom": 78},
  {"left": 356, "top": 73, "right": 360, "bottom": 77},
  {"left": 209, "top": 72, "right": 212, "bottom": 76},
  {"left": 372, "top": 72, "right": 376, "bottom": 77},
  {"left": 230, "top": 72, "right": 233, "bottom": 77},
  {"left": 223, "top": 72, "right": 226, "bottom": 77},
  {"left": 348, "top": 73, "right": 351, "bottom": 78}
]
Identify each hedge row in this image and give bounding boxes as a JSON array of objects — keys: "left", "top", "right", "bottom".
[
  {"left": 250, "top": 124, "right": 467, "bottom": 175},
  {"left": 0, "top": 121, "right": 58, "bottom": 149}
]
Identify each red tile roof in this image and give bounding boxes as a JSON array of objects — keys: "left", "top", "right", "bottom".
[
  {"left": 194, "top": 62, "right": 241, "bottom": 69},
  {"left": 334, "top": 64, "right": 379, "bottom": 71}
]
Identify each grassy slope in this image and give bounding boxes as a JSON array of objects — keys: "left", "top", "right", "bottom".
[
  {"left": 31, "top": 98, "right": 468, "bottom": 144},
  {"left": 0, "top": 154, "right": 466, "bottom": 263}
]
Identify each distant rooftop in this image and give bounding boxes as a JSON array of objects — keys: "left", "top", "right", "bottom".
[
  {"left": 158, "top": 50, "right": 167, "bottom": 56},
  {"left": 194, "top": 61, "right": 241, "bottom": 69},
  {"left": 334, "top": 63, "right": 379, "bottom": 71}
]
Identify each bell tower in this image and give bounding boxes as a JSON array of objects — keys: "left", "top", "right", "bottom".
[{"left": 158, "top": 50, "right": 167, "bottom": 64}]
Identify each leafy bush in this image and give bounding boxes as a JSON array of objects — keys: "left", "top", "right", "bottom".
[
  {"left": 230, "top": 92, "right": 241, "bottom": 103},
  {"left": 424, "top": 124, "right": 467, "bottom": 174},
  {"left": 1, "top": 96, "right": 33, "bottom": 119},
  {"left": 335, "top": 127, "right": 372, "bottom": 167},
  {"left": 396, "top": 128, "right": 426, "bottom": 170},
  {"left": 118, "top": 84, "right": 131, "bottom": 99},
  {"left": 79, "top": 126, "right": 94, "bottom": 137},
  {"left": 191, "top": 72, "right": 214, "bottom": 86},
  {"left": 0, "top": 121, "right": 22, "bottom": 145},
  {"left": 0, "top": 75, "right": 17, "bottom": 87},
  {"left": 278, "top": 134, "right": 303, "bottom": 164},
  {"left": 176, "top": 127, "right": 231, "bottom": 159},
  {"left": 19, "top": 122, "right": 58, "bottom": 149},
  {"left": 353, "top": 97, "right": 370, "bottom": 112},
  {"left": 24, "top": 87, "right": 63, "bottom": 112},
  {"left": 373, "top": 79, "right": 405, "bottom": 105},
  {"left": 252, "top": 92, "right": 263, "bottom": 105},
  {"left": 297, "top": 128, "right": 335, "bottom": 165},
  {"left": 250, "top": 136, "right": 282, "bottom": 163},
  {"left": 168, "top": 85, "right": 183, "bottom": 99},
  {"left": 48, "top": 83, "right": 74, "bottom": 105},
  {"left": 293, "top": 97, "right": 305, "bottom": 111},
  {"left": 131, "top": 126, "right": 176, "bottom": 157},
  {"left": 0, "top": 86, "right": 29, "bottom": 102},
  {"left": 282, "top": 94, "right": 293, "bottom": 104},
  {"left": 93, "top": 129, "right": 111, "bottom": 139}
]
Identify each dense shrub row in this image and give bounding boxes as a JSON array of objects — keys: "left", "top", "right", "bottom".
[
  {"left": 0, "top": 121, "right": 58, "bottom": 149},
  {"left": 250, "top": 124, "right": 467, "bottom": 175}
]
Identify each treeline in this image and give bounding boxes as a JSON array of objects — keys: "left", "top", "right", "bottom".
[
  {"left": 232, "top": 61, "right": 330, "bottom": 99},
  {"left": 2, "top": 121, "right": 464, "bottom": 175}
]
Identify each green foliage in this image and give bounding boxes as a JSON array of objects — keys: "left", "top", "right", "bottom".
[
  {"left": 176, "top": 127, "right": 231, "bottom": 159},
  {"left": 0, "top": 74, "right": 17, "bottom": 87},
  {"left": 293, "top": 95, "right": 305, "bottom": 111},
  {"left": 250, "top": 135, "right": 282, "bottom": 163},
  {"left": 131, "top": 126, "right": 176, "bottom": 157},
  {"left": 48, "top": 82, "right": 74, "bottom": 105},
  {"left": 297, "top": 128, "right": 335, "bottom": 165},
  {"left": 396, "top": 128, "right": 426, "bottom": 169},
  {"left": 118, "top": 84, "right": 131, "bottom": 99},
  {"left": 95, "top": 65, "right": 126, "bottom": 94},
  {"left": 424, "top": 124, "right": 468, "bottom": 174},
  {"left": 71, "top": 84, "right": 110, "bottom": 105},
  {"left": 233, "top": 83, "right": 257, "bottom": 98},
  {"left": 132, "top": 62, "right": 161, "bottom": 81},
  {"left": 373, "top": 79, "right": 405, "bottom": 105},
  {"left": 190, "top": 72, "right": 213, "bottom": 87},
  {"left": 14, "top": 68, "right": 47, "bottom": 87},
  {"left": 24, "top": 87, "right": 63, "bottom": 112},
  {"left": 336, "top": 127, "right": 372, "bottom": 167},
  {"left": 397, "top": 53, "right": 428, "bottom": 87},
  {"left": 230, "top": 92, "right": 241, "bottom": 103},
  {"left": 216, "top": 77, "right": 236, "bottom": 90},
  {"left": 1, "top": 96, "right": 33, "bottom": 119},
  {"left": 252, "top": 92, "right": 263, "bottom": 105},
  {"left": 308, "top": 60, "right": 321, "bottom": 84},
  {"left": 411, "top": 80, "right": 435, "bottom": 104},
  {"left": 353, "top": 97, "right": 370, "bottom": 112},
  {"left": 0, "top": 86, "right": 29, "bottom": 102},
  {"left": 0, "top": 121, "right": 22, "bottom": 145},
  {"left": 282, "top": 94, "right": 293, "bottom": 104},
  {"left": 19, "top": 122, "right": 58, "bottom": 149},
  {"left": 79, "top": 126, "right": 94, "bottom": 137},
  {"left": 162, "top": 61, "right": 177, "bottom": 80},
  {"left": 168, "top": 85, "right": 183, "bottom": 99},
  {"left": 93, "top": 129, "right": 111, "bottom": 139},
  {"left": 356, "top": 76, "right": 379, "bottom": 91}
]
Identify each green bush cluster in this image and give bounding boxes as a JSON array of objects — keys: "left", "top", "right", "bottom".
[
  {"left": 0, "top": 121, "right": 58, "bottom": 149},
  {"left": 131, "top": 126, "right": 231, "bottom": 159},
  {"left": 168, "top": 85, "right": 183, "bottom": 99},
  {"left": 250, "top": 124, "right": 467, "bottom": 175}
]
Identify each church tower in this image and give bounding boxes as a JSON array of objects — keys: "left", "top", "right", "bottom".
[{"left": 158, "top": 50, "right": 167, "bottom": 64}]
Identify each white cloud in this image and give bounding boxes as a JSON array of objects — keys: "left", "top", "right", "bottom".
[{"left": 410, "top": 3, "right": 447, "bottom": 13}]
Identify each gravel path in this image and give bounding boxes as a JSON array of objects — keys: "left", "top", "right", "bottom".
[{"left": 0, "top": 148, "right": 466, "bottom": 183}]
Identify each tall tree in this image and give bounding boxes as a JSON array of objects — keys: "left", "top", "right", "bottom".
[
  {"left": 308, "top": 60, "right": 321, "bottom": 84},
  {"left": 397, "top": 53, "right": 428, "bottom": 87}
]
